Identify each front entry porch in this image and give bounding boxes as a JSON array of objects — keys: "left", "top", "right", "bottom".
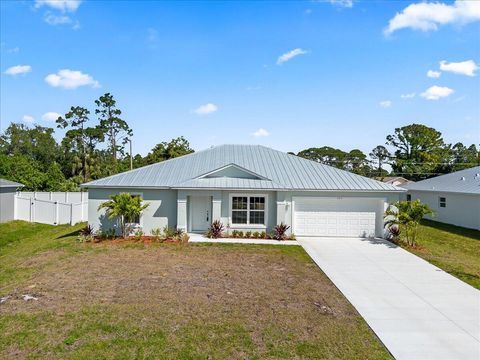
[{"left": 176, "top": 190, "right": 222, "bottom": 233}]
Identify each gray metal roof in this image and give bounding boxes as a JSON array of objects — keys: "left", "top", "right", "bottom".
[
  {"left": 403, "top": 166, "right": 480, "bottom": 195},
  {"left": 82, "top": 144, "right": 403, "bottom": 192},
  {"left": 0, "top": 178, "right": 24, "bottom": 188}
]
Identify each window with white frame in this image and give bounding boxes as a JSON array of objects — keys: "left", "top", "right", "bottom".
[
  {"left": 231, "top": 195, "right": 266, "bottom": 225},
  {"left": 439, "top": 196, "right": 446, "bottom": 208}
]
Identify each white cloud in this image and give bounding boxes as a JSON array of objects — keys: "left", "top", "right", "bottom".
[
  {"left": 44, "top": 12, "right": 72, "bottom": 25},
  {"left": 193, "top": 103, "right": 218, "bottom": 115},
  {"left": 385, "top": 0, "right": 480, "bottom": 35},
  {"left": 379, "top": 100, "right": 392, "bottom": 108},
  {"left": 4, "top": 65, "right": 31, "bottom": 75},
  {"left": 276, "top": 48, "right": 309, "bottom": 65},
  {"left": 252, "top": 128, "right": 270, "bottom": 137},
  {"left": 42, "top": 112, "right": 62, "bottom": 121},
  {"left": 7, "top": 47, "right": 19, "bottom": 54},
  {"left": 427, "top": 70, "right": 441, "bottom": 78},
  {"left": 45, "top": 69, "right": 100, "bottom": 89},
  {"left": 421, "top": 85, "right": 454, "bottom": 100},
  {"left": 401, "top": 92, "right": 416, "bottom": 99},
  {"left": 329, "top": 0, "right": 354, "bottom": 8},
  {"left": 22, "top": 115, "right": 35, "bottom": 123},
  {"left": 35, "top": 0, "right": 82, "bottom": 12},
  {"left": 439, "top": 60, "right": 478, "bottom": 76}
]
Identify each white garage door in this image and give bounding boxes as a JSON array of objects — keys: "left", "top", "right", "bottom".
[{"left": 293, "top": 197, "right": 379, "bottom": 237}]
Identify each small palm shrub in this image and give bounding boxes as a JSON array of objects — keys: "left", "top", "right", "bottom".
[
  {"left": 252, "top": 231, "right": 260, "bottom": 239},
  {"left": 232, "top": 230, "right": 240, "bottom": 238},
  {"left": 385, "top": 200, "right": 433, "bottom": 247},
  {"left": 206, "top": 220, "right": 224, "bottom": 238},
  {"left": 98, "top": 193, "right": 149, "bottom": 238},
  {"left": 245, "top": 231, "right": 252, "bottom": 238},
  {"left": 78, "top": 224, "right": 94, "bottom": 242},
  {"left": 260, "top": 231, "right": 267, "bottom": 239},
  {"left": 237, "top": 231, "right": 244, "bottom": 238},
  {"left": 273, "top": 222, "right": 290, "bottom": 240}
]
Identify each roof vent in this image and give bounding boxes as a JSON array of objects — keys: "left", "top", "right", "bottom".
[
  {"left": 476, "top": 173, "right": 480, "bottom": 178},
  {"left": 461, "top": 176, "right": 465, "bottom": 181}
]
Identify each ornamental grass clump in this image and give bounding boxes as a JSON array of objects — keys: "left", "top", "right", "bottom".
[
  {"left": 273, "top": 222, "right": 290, "bottom": 240},
  {"left": 206, "top": 220, "right": 224, "bottom": 238}
]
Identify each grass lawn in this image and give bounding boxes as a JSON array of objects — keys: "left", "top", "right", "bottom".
[
  {"left": 404, "top": 220, "right": 480, "bottom": 289},
  {"left": 0, "top": 221, "right": 390, "bottom": 360}
]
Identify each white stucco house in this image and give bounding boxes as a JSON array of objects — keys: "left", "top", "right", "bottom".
[
  {"left": 402, "top": 166, "right": 480, "bottom": 230},
  {"left": 81, "top": 145, "right": 404, "bottom": 238},
  {"left": 0, "top": 178, "right": 23, "bottom": 223}
]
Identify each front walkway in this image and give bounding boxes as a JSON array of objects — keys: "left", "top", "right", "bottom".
[{"left": 298, "top": 237, "right": 480, "bottom": 360}]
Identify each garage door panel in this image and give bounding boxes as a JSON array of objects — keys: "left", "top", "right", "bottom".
[{"left": 294, "top": 198, "right": 378, "bottom": 238}]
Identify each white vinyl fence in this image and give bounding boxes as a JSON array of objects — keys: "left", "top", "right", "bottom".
[{"left": 14, "top": 192, "right": 88, "bottom": 225}]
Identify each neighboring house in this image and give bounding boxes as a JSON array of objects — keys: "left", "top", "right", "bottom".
[
  {"left": 81, "top": 145, "right": 404, "bottom": 238},
  {"left": 403, "top": 167, "right": 480, "bottom": 230},
  {"left": 382, "top": 176, "right": 414, "bottom": 187},
  {"left": 0, "top": 178, "right": 24, "bottom": 223}
]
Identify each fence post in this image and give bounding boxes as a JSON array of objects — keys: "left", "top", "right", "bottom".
[
  {"left": 50, "top": 192, "right": 53, "bottom": 201},
  {"left": 70, "top": 203, "right": 74, "bottom": 225},
  {"left": 66, "top": 192, "right": 69, "bottom": 203},
  {"left": 54, "top": 202, "right": 59, "bottom": 225},
  {"left": 30, "top": 199, "right": 34, "bottom": 222}
]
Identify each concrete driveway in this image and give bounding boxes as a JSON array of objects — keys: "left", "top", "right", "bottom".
[{"left": 298, "top": 237, "right": 480, "bottom": 360}]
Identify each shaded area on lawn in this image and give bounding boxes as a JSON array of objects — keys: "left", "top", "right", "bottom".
[
  {"left": 405, "top": 219, "right": 480, "bottom": 289},
  {"left": 0, "top": 221, "right": 391, "bottom": 359}
]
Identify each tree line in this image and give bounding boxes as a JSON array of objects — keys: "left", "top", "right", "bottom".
[
  {"left": 0, "top": 93, "right": 193, "bottom": 190},
  {"left": 294, "top": 123, "right": 479, "bottom": 181},
  {"left": 0, "top": 93, "right": 478, "bottom": 190}
]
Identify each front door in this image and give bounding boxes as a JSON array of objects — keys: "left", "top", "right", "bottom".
[{"left": 190, "top": 196, "right": 212, "bottom": 232}]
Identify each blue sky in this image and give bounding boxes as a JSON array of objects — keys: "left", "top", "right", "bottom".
[{"left": 1, "top": 0, "right": 479, "bottom": 156}]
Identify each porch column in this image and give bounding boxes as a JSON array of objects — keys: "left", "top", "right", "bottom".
[
  {"left": 376, "top": 199, "right": 387, "bottom": 238},
  {"left": 177, "top": 192, "right": 187, "bottom": 231},
  {"left": 276, "top": 201, "right": 286, "bottom": 225},
  {"left": 212, "top": 192, "right": 222, "bottom": 222}
]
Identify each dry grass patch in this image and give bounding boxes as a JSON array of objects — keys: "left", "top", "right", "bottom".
[{"left": 0, "top": 222, "right": 390, "bottom": 359}]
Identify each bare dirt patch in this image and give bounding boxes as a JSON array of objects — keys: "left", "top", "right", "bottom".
[{"left": 1, "top": 244, "right": 390, "bottom": 359}]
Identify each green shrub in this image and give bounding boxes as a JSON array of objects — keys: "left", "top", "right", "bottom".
[
  {"left": 151, "top": 228, "right": 163, "bottom": 242},
  {"left": 252, "top": 231, "right": 260, "bottom": 239},
  {"left": 134, "top": 228, "right": 144, "bottom": 241},
  {"left": 245, "top": 231, "right": 252, "bottom": 238},
  {"left": 260, "top": 231, "right": 267, "bottom": 239},
  {"left": 78, "top": 224, "right": 94, "bottom": 243}
]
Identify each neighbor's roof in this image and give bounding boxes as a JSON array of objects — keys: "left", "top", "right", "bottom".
[
  {"left": 82, "top": 144, "right": 403, "bottom": 192},
  {"left": 0, "top": 178, "right": 24, "bottom": 188},
  {"left": 403, "top": 166, "right": 480, "bottom": 195}
]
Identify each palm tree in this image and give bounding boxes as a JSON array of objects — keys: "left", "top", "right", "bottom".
[
  {"left": 384, "top": 200, "right": 433, "bottom": 247},
  {"left": 98, "top": 193, "right": 149, "bottom": 238}
]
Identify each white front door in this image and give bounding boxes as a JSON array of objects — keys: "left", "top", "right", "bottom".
[
  {"left": 190, "top": 196, "right": 212, "bottom": 232},
  {"left": 293, "top": 197, "right": 378, "bottom": 238}
]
